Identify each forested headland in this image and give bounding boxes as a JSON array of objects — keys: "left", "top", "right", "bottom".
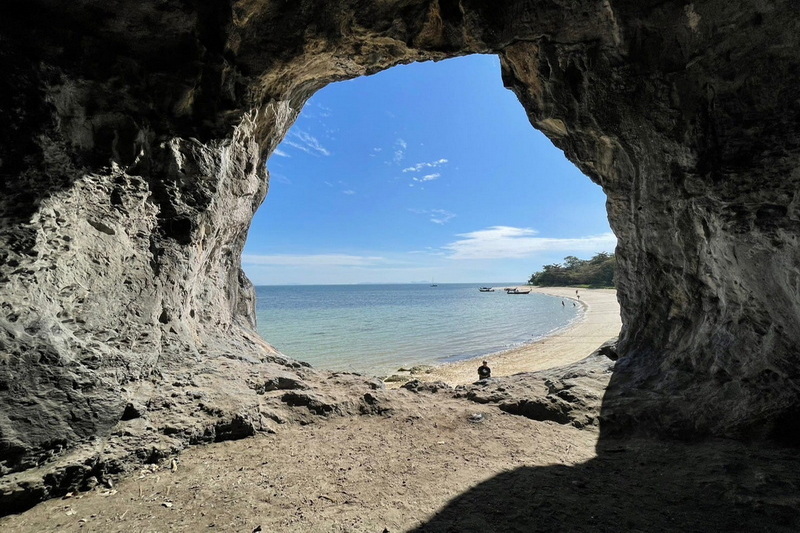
[{"left": 528, "top": 252, "right": 616, "bottom": 287}]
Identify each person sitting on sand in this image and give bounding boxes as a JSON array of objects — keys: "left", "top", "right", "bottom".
[{"left": 478, "top": 361, "right": 491, "bottom": 380}]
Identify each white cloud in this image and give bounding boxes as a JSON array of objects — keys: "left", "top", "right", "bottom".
[
  {"left": 270, "top": 173, "right": 292, "bottom": 185},
  {"left": 342, "top": 190, "right": 356, "bottom": 195},
  {"left": 242, "top": 254, "right": 386, "bottom": 267},
  {"left": 315, "top": 102, "right": 332, "bottom": 118},
  {"left": 403, "top": 158, "right": 448, "bottom": 173},
  {"left": 412, "top": 173, "right": 440, "bottom": 182},
  {"left": 408, "top": 247, "right": 447, "bottom": 256},
  {"left": 298, "top": 100, "right": 333, "bottom": 121},
  {"left": 409, "top": 208, "right": 456, "bottom": 225},
  {"left": 429, "top": 209, "right": 456, "bottom": 225},
  {"left": 284, "top": 130, "right": 331, "bottom": 156},
  {"left": 393, "top": 138, "right": 407, "bottom": 164},
  {"left": 444, "top": 226, "right": 617, "bottom": 260},
  {"left": 272, "top": 148, "right": 290, "bottom": 157}
]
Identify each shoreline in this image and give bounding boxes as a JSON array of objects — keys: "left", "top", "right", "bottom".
[{"left": 394, "top": 287, "right": 621, "bottom": 386}]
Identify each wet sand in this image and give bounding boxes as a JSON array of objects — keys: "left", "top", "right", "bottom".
[{"left": 421, "top": 287, "right": 621, "bottom": 385}]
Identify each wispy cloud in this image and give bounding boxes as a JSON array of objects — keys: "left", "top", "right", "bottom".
[
  {"left": 393, "top": 138, "right": 407, "bottom": 164},
  {"left": 404, "top": 158, "right": 448, "bottom": 186},
  {"left": 298, "top": 100, "right": 333, "bottom": 121},
  {"left": 444, "top": 226, "right": 617, "bottom": 260},
  {"left": 413, "top": 173, "right": 440, "bottom": 183},
  {"left": 284, "top": 130, "right": 331, "bottom": 156},
  {"left": 408, "top": 247, "right": 447, "bottom": 256},
  {"left": 430, "top": 209, "right": 456, "bottom": 225},
  {"left": 242, "top": 254, "right": 386, "bottom": 267},
  {"left": 315, "top": 102, "right": 333, "bottom": 118},
  {"left": 270, "top": 173, "right": 292, "bottom": 185},
  {"left": 409, "top": 208, "right": 456, "bottom": 225},
  {"left": 273, "top": 148, "right": 290, "bottom": 157},
  {"left": 403, "top": 159, "right": 448, "bottom": 173},
  {"left": 342, "top": 190, "right": 356, "bottom": 195}
]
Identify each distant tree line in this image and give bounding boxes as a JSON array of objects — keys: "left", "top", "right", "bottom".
[{"left": 528, "top": 252, "right": 616, "bottom": 287}]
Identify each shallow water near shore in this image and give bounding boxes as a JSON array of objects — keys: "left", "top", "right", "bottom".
[{"left": 254, "top": 283, "right": 582, "bottom": 376}]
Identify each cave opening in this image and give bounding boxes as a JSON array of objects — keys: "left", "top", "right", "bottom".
[
  {"left": 242, "top": 54, "right": 615, "bottom": 375},
  {"left": 5, "top": 1, "right": 800, "bottom": 518}
]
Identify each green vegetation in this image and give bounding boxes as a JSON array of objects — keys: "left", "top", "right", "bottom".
[{"left": 528, "top": 252, "right": 616, "bottom": 287}]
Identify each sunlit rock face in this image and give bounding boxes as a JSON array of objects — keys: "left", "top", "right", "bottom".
[{"left": 1, "top": 0, "right": 799, "bottom": 510}]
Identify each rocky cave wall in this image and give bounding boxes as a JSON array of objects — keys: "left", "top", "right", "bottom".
[
  {"left": 498, "top": 2, "right": 800, "bottom": 440},
  {"left": 2, "top": 0, "right": 800, "bottom": 509}
]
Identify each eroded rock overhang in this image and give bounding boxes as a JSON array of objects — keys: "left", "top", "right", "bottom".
[{"left": 2, "top": 0, "right": 800, "bottom": 511}]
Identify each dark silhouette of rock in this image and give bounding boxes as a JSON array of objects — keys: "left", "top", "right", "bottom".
[{"left": 2, "top": 0, "right": 800, "bottom": 513}]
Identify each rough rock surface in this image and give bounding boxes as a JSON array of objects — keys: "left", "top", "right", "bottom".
[
  {"left": 2, "top": 0, "right": 800, "bottom": 513},
  {"left": 459, "top": 348, "right": 616, "bottom": 429}
]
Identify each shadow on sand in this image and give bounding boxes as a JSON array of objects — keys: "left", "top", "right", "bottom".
[{"left": 412, "top": 437, "right": 800, "bottom": 532}]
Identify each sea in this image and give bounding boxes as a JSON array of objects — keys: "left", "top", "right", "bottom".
[{"left": 254, "top": 283, "right": 582, "bottom": 377}]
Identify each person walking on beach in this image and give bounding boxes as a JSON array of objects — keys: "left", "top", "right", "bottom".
[{"left": 478, "top": 361, "right": 491, "bottom": 380}]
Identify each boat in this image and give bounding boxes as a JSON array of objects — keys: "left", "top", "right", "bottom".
[
  {"left": 479, "top": 287, "right": 495, "bottom": 292},
  {"left": 507, "top": 288, "right": 531, "bottom": 294}
]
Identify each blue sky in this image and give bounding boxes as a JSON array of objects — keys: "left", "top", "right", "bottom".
[{"left": 242, "top": 54, "right": 615, "bottom": 285}]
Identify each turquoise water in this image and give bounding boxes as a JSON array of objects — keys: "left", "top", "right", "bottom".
[{"left": 254, "top": 283, "right": 582, "bottom": 377}]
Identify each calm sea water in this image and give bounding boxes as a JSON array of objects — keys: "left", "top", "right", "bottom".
[{"left": 254, "top": 283, "right": 582, "bottom": 377}]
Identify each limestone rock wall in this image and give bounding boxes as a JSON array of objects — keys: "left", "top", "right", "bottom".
[
  {"left": 2, "top": 0, "right": 800, "bottom": 512},
  {"left": 499, "top": 2, "right": 800, "bottom": 440}
]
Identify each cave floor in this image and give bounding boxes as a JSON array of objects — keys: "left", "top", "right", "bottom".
[{"left": 2, "top": 391, "right": 799, "bottom": 532}]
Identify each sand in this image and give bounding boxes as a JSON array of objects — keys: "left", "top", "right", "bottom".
[{"left": 419, "top": 287, "right": 621, "bottom": 385}]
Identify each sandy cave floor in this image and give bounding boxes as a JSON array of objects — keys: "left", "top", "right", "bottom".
[
  {"left": 3, "top": 397, "right": 799, "bottom": 532},
  {"left": 3, "top": 289, "right": 800, "bottom": 531}
]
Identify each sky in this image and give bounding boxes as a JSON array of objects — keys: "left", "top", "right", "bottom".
[{"left": 242, "top": 54, "right": 615, "bottom": 285}]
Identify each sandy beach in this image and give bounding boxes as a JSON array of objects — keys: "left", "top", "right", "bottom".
[{"left": 420, "top": 287, "right": 621, "bottom": 385}]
